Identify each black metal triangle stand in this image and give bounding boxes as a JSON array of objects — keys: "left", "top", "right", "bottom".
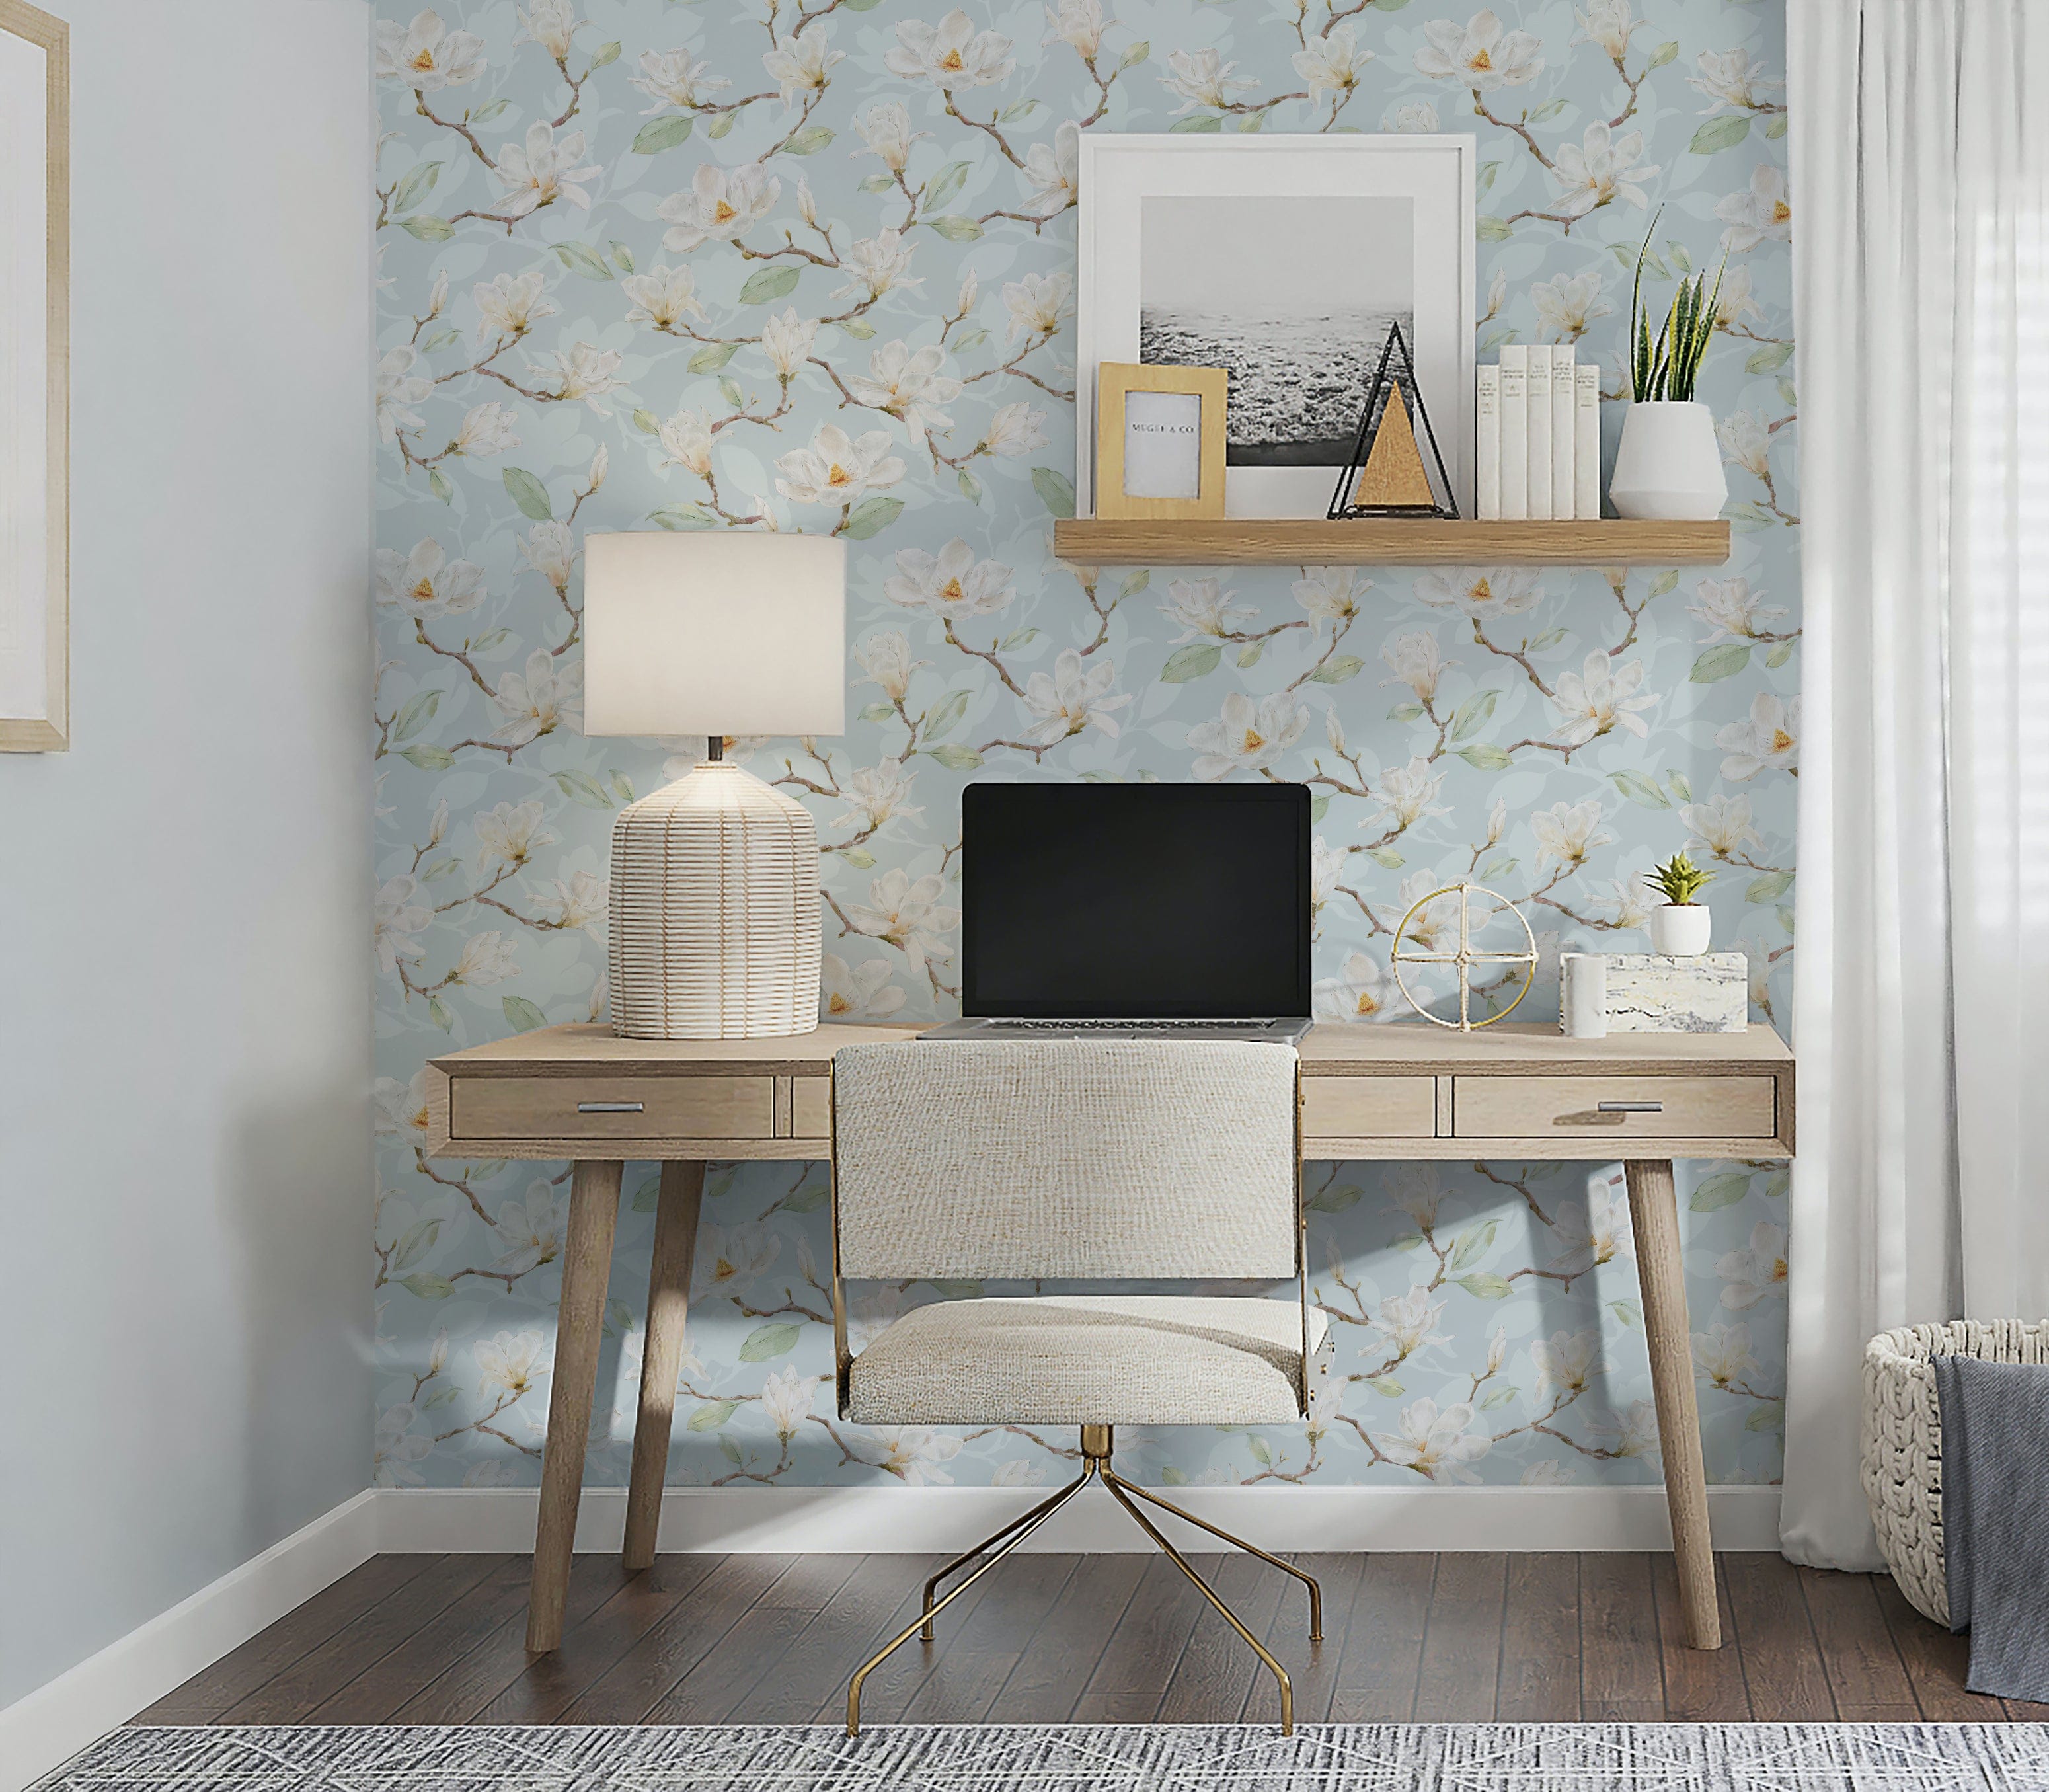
[{"left": 1327, "top": 321, "right": 1459, "bottom": 521}]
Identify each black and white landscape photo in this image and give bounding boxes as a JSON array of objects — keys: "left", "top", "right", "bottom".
[{"left": 1139, "top": 194, "right": 1414, "bottom": 467}]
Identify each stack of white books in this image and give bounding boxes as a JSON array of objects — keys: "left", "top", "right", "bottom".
[{"left": 1475, "top": 345, "right": 1601, "bottom": 521}]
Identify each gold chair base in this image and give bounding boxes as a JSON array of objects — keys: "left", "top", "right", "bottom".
[{"left": 845, "top": 1426, "right": 1321, "bottom": 1736}]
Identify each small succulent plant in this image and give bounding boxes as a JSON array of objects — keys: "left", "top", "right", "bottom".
[
  {"left": 1629, "top": 208, "right": 1726, "bottom": 405},
  {"left": 1645, "top": 850, "right": 1713, "bottom": 906}
]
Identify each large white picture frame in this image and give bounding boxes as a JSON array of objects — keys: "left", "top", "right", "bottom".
[
  {"left": 1, "top": 0, "right": 69, "bottom": 752},
  {"left": 1076, "top": 134, "right": 1476, "bottom": 522}
]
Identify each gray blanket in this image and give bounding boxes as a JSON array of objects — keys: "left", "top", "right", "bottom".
[{"left": 1935, "top": 1351, "right": 2049, "bottom": 1701}]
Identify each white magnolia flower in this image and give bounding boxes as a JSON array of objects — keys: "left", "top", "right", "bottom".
[
  {"left": 763, "top": 23, "right": 842, "bottom": 104},
  {"left": 1373, "top": 1285, "right": 1450, "bottom": 1358},
  {"left": 1606, "top": 875, "right": 1653, "bottom": 931},
  {"left": 522, "top": 521, "right": 574, "bottom": 590},
  {"left": 1309, "top": 836, "right": 1344, "bottom": 925},
  {"left": 759, "top": 1365, "right": 820, "bottom": 1441},
  {"left": 885, "top": 11, "right": 1015, "bottom": 88},
  {"left": 851, "top": 100, "right": 923, "bottom": 172},
  {"left": 835, "top": 758, "right": 923, "bottom": 832},
  {"left": 1293, "top": 22, "right": 1373, "bottom": 103},
  {"left": 1693, "top": 1321, "right": 1759, "bottom": 1388},
  {"left": 871, "top": 1426, "right": 964, "bottom": 1485},
  {"left": 832, "top": 230, "right": 922, "bottom": 301},
  {"left": 1717, "top": 691, "right": 1800, "bottom": 781},
  {"left": 1022, "top": 648, "right": 1133, "bottom": 744},
  {"left": 1021, "top": 121, "right": 1080, "bottom": 218},
  {"left": 1373, "top": 1397, "right": 1491, "bottom": 1483},
  {"left": 774, "top": 424, "right": 906, "bottom": 506},
  {"left": 1484, "top": 264, "right": 1508, "bottom": 322},
  {"left": 1717, "top": 163, "right": 1792, "bottom": 252},
  {"left": 885, "top": 539, "right": 1013, "bottom": 617},
  {"left": 1383, "top": 98, "right": 1440, "bottom": 132},
  {"left": 373, "top": 875, "right": 430, "bottom": 974},
  {"left": 1042, "top": 0, "right": 1108, "bottom": 58},
  {"left": 1531, "top": 798, "right": 1615, "bottom": 874},
  {"left": 660, "top": 162, "right": 780, "bottom": 251},
  {"left": 492, "top": 649, "right": 582, "bottom": 746},
  {"left": 1682, "top": 793, "right": 1762, "bottom": 860},
  {"left": 376, "top": 9, "right": 484, "bottom": 89},
  {"left": 1372, "top": 756, "right": 1450, "bottom": 829},
  {"left": 376, "top": 346, "right": 431, "bottom": 444},
  {"left": 473, "top": 799, "right": 555, "bottom": 874},
  {"left": 1486, "top": 1325, "right": 1509, "bottom": 1378},
  {"left": 1412, "top": 566, "right": 1543, "bottom": 619},
  {"left": 1689, "top": 46, "right": 1783, "bottom": 115},
  {"left": 491, "top": 1184, "right": 568, "bottom": 1274},
  {"left": 1295, "top": 566, "right": 1366, "bottom": 633},
  {"left": 1531, "top": 271, "right": 1612, "bottom": 340},
  {"left": 1305, "top": 1376, "right": 1344, "bottom": 1446},
  {"left": 1689, "top": 576, "right": 1787, "bottom": 643},
  {"left": 1718, "top": 409, "right": 1773, "bottom": 481},
  {"left": 1159, "top": 46, "right": 1255, "bottom": 113},
  {"left": 451, "top": 401, "right": 521, "bottom": 458},
  {"left": 1188, "top": 690, "right": 1309, "bottom": 779},
  {"left": 1531, "top": 1328, "right": 1600, "bottom": 1399},
  {"left": 822, "top": 953, "right": 908, "bottom": 1019},
  {"left": 494, "top": 122, "right": 599, "bottom": 217},
  {"left": 529, "top": 341, "right": 623, "bottom": 413},
  {"left": 474, "top": 1329, "right": 549, "bottom": 1399},
  {"left": 991, "top": 1457, "right": 1050, "bottom": 1487},
  {"left": 621, "top": 263, "right": 705, "bottom": 331},
  {"left": 373, "top": 1405, "right": 434, "bottom": 1487},
  {"left": 1381, "top": 630, "right": 1453, "bottom": 703},
  {"left": 1003, "top": 270, "right": 1071, "bottom": 342},
  {"left": 844, "top": 868, "right": 962, "bottom": 970},
  {"left": 1522, "top": 1458, "right": 1573, "bottom": 1485},
  {"left": 1545, "top": 1185, "right": 1625, "bottom": 1276},
  {"left": 1716, "top": 1220, "right": 1788, "bottom": 1309},
  {"left": 853, "top": 630, "right": 927, "bottom": 702},
  {"left": 1550, "top": 650, "right": 1657, "bottom": 746},
  {"left": 1551, "top": 121, "right": 1658, "bottom": 218},
  {"left": 699, "top": 1222, "right": 781, "bottom": 1295},
  {"left": 473, "top": 271, "right": 559, "bottom": 346},
  {"left": 530, "top": 868, "right": 607, "bottom": 936},
  {"left": 376, "top": 537, "right": 485, "bottom": 617},
  {"left": 758, "top": 307, "right": 820, "bottom": 381},
  {"left": 659, "top": 408, "right": 715, "bottom": 479},
  {"left": 1387, "top": 1164, "right": 1444, "bottom": 1228},
  {"left": 1590, "top": 1399, "right": 1660, "bottom": 1458},
  {"left": 1574, "top": 0, "right": 1635, "bottom": 61},
  {"left": 1394, "top": 873, "right": 1464, "bottom": 953},
  {"left": 845, "top": 340, "right": 960, "bottom": 431},
  {"left": 629, "top": 46, "right": 729, "bottom": 111},
  {"left": 512, "top": 0, "right": 578, "bottom": 60},
  {"left": 982, "top": 402, "right": 1048, "bottom": 457},
  {"left": 1159, "top": 576, "right": 1254, "bottom": 644},
  {"left": 374, "top": 1069, "right": 434, "bottom": 1144},
  {"left": 1413, "top": 8, "right": 1543, "bottom": 91},
  {"left": 1715, "top": 264, "right": 1765, "bottom": 331},
  {"left": 1315, "top": 949, "right": 1402, "bottom": 1024}
]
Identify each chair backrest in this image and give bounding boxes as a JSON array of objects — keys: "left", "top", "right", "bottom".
[{"left": 830, "top": 1039, "right": 1299, "bottom": 1280}]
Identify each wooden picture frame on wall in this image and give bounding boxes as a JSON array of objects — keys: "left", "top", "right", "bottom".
[
  {"left": 1, "top": 0, "right": 69, "bottom": 752},
  {"left": 1093, "top": 361, "right": 1227, "bottom": 522}
]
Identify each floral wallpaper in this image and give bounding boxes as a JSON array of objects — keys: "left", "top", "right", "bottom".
[{"left": 370, "top": 0, "right": 1798, "bottom": 1493}]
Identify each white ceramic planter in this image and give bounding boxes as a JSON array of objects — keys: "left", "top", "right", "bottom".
[
  {"left": 1651, "top": 903, "right": 1713, "bottom": 956},
  {"left": 1608, "top": 401, "right": 1728, "bottom": 521}
]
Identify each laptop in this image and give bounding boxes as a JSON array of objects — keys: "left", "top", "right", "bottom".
[{"left": 921, "top": 781, "right": 1313, "bottom": 1042}]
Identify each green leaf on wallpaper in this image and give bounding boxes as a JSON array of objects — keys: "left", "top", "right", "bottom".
[
  {"left": 1479, "top": 327, "right": 1517, "bottom": 354},
  {"left": 1775, "top": 376, "right": 1798, "bottom": 407},
  {"left": 608, "top": 771, "right": 637, "bottom": 804},
  {"left": 607, "top": 241, "right": 635, "bottom": 274},
  {"left": 502, "top": 467, "right": 553, "bottom": 521},
  {"left": 1309, "top": 654, "right": 1364, "bottom": 685},
  {"left": 739, "top": 1323, "right": 802, "bottom": 1363},
  {"left": 428, "top": 467, "right": 454, "bottom": 504},
  {"left": 502, "top": 996, "right": 549, "bottom": 1033},
  {"left": 718, "top": 376, "right": 744, "bottom": 407},
  {"left": 393, "top": 1218, "right": 441, "bottom": 1270},
  {"left": 1169, "top": 112, "right": 1223, "bottom": 134},
  {"left": 1003, "top": 626, "right": 1042, "bottom": 648},
  {"left": 1455, "top": 742, "right": 1513, "bottom": 771},
  {"left": 1479, "top": 1383, "right": 1519, "bottom": 1410},
  {"left": 1690, "top": 642, "right": 1753, "bottom": 683},
  {"left": 1161, "top": 1465, "right": 1189, "bottom": 1485},
  {"left": 1666, "top": 769, "right": 1692, "bottom": 802},
  {"left": 1161, "top": 643, "right": 1223, "bottom": 683},
  {"left": 923, "top": 689, "right": 972, "bottom": 739},
  {"left": 924, "top": 161, "right": 973, "bottom": 209},
  {"left": 1640, "top": 248, "right": 1670, "bottom": 279},
  {"left": 931, "top": 1280, "right": 982, "bottom": 1298},
  {"left": 1765, "top": 639, "right": 1795, "bottom": 669},
  {"left": 1365, "top": 847, "right": 1405, "bottom": 869},
  {"left": 1237, "top": 641, "right": 1264, "bottom": 670},
  {"left": 1527, "top": 98, "right": 1568, "bottom": 124},
  {"left": 399, "top": 214, "right": 455, "bottom": 240},
  {"left": 1648, "top": 39, "right": 1680, "bottom": 69},
  {"left": 1118, "top": 570, "right": 1150, "bottom": 598},
  {"left": 707, "top": 110, "right": 739, "bottom": 139},
  {"left": 1370, "top": 0, "right": 1411, "bottom": 9},
  {"left": 717, "top": 1436, "right": 744, "bottom": 1465},
  {"left": 1609, "top": 769, "right": 1670, "bottom": 809},
  {"left": 631, "top": 1176, "right": 660, "bottom": 1212},
  {"left": 589, "top": 39, "right": 621, "bottom": 69},
  {"left": 422, "top": 856, "right": 462, "bottom": 880},
  {"left": 1746, "top": 1401, "right": 1785, "bottom": 1432},
  {"left": 739, "top": 265, "right": 801, "bottom": 305},
  {"left": 1449, "top": 1219, "right": 1499, "bottom": 1270},
  {"left": 422, "top": 1385, "right": 460, "bottom": 1409},
  {"left": 1476, "top": 216, "right": 1514, "bottom": 241},
  {"left": 840, "top": 846, "right": 876, "bottom": 868},
  {"left": 399, "top": 1272, "right": 455, "bottom": 1300},
  {"left": 1310, "top": 795, "right": 1330, "bottom": 824},
  {"left": 632, "top": 408, "right": 661, "bottom": 434},
  {"left": 391, "top": 160, "right": 442, "bottom": 214},
  {"left": 1307, "top": 1181, "right": 1362, "bottom": 1213},
  {"left": 401, "top": 743, "right": 455, "bottom": 771},
  {"left": 1387, "top": 701, "right": 1424, "bottom": 722},
  {"left": 1765, "top": 1171, "right": 1790, "bottom": 1200},
  {"left": 1746, "top": 869, "right": 1794, "bottom": 902},
  {"left": 1649, "top": 569, "right": 1680, "bottom": 598},
  {"left": 1610, "top": 241, "right": 1639, "bottom": 272},
  {"left": 859, "top": 173, "right": 896, "bottom": 194},
  {"left": 1691, "top": 114, "right": 1753, "bottom": 155},
  {"left": 1691, "top": 1171, "right": 1754, "bottom": 1213},
  {"left": 553, "top": 241, "right": 613, "bottom": 282},
  {"left": 927, "top": 215, "right": 984, "bottom": 242},
  {"left": 1367, "top": 1376, "right": 1405, "bottom": 1397},
  {"left": 1448, "top": 689, "right": 1498, "bottom": 742},
  {"left": 837, "top": 317, "right": 877, "bottom": 340},
  {"left": 1726, "top": 501, "right": 1777, "bottom": 533},
  {"left": 783, "top": 126, "right": 835, "bottom": 157},
  {"left": 1477, "top": 160, "right": 1500, "bottom": 195},
  {"left": 957, "top": 467, "right": 984, "bottom": 502},
  {"left": 929, "top": 743, "right": 985, "bottom": 771},
  {"left": 633, "top": 113, "right": 695, "bottom": 155},
  {"left": 469, "top": 627, "right": 510, "bottom": 652},
  {"left": 997, "top": 98, "right": 1040, "bottom": 122},
  {"left": 1765, "top": 112, "right": 1789, "bottom": 140},
  {"left": 1389, "top": 1233, "right": 1422, "bottom": 1254},
  {"left": 1607, "top": 1299, "right": 1642, "bottom": 1329},
  {"left": 1455, "top": 1272, "right": 1514, "bottom": 1300},
  {"left": 421, "top": 327, "right": 461, "bottom": 354},
  {"left": 1247, "top": 1434, "right": 1272, "bottom": 1465},
  {"left": 469, "top": 97, "right": 510, "bottom": 125},
  {"left": 857, "top": 701, "right": 896, "bottom": 722},
  {"left": 1777, "top": 904, "right": 1795, "bottom": 935},
  {"left": 843, "top": 495, "right": 904, "bottom": 539},
  {"left": 1032, "top": 467, "right": 1077, "bottom": 518},
  {"left": 949, "top": 327, "right": 988, "bottom": 355},
  {"left": 687, "top": 1400, "right": 740, "bottom": 1432},
  {"left": 1746, "top": 340, "right": 1794, "bottom": 373},
  {"left": 1668, "top": 240, "right": 1693, "bottom": 274},
  {"left": 391, "top": 689, "right": 442, "bottom": 743},
  {"left": 650, "top": 502, "right": 717, "bottom": 529},
  {"left": 1477, "top": 855, "right": 1517, "bottom": 882},
  {"left": 783, "top": 1179, "right": 832, "bottom": 1213},
  {"left": 551, "top": 769, "right": 613, "bottom": 808}
]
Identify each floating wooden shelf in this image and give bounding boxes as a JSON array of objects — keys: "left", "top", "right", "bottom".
[{"left": 1051, "top": 517, "right": 1731, "bottom": 567}]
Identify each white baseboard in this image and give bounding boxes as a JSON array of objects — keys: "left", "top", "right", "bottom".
[
  {"left": 376, "top": 1482, "right": 1784, "bottom": 1557},
  {"left": 0, "top": 1490, "right": 377, "bottom": 1792}
]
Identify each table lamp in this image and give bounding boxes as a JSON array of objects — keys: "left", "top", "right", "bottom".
[{"left": 582, "top": 530, "right": 845, "bottom": 1039}]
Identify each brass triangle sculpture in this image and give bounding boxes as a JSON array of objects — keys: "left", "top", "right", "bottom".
[{"left": 1327, "top": 321, "right": 1459, "bottom": 520}]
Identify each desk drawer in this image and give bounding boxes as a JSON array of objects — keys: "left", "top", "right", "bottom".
[
  {"left": 1451, "top": 1075, "right": 1775, "bottom": 1140},
  {"left": 449, "top": 1075, "right": 775, "bottom": 1141},
  {"left": 790, "top": 1075, "right": 831, "bottom": 1140},
  {"left": 1301, "top": 1075, "right": 1436, "bottom": 1139}
]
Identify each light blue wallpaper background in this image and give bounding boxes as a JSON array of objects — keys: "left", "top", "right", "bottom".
[{"left": 370, "top": 0, "right": 1798, "bottom": 1492}]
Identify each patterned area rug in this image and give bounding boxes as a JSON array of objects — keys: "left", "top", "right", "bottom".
[{"left": 40, "top": 1725, "right": 2049, "bottom": 1791}]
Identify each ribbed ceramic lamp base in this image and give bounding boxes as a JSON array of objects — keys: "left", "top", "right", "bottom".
[{"left": 607, "top": 761, "right": 822, "bottom": 1040}]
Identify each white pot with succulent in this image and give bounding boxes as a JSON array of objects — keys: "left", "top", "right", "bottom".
[
  {"left": 1646, "top": 850, "right": 1715, "bottom": 955},
  {"left": 1609, "top": 215, "right": 1729, "bottom": 523}
]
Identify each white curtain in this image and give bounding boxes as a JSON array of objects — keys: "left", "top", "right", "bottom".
[{"left": 1783, "top": 0, "right": 2049, "bottom": 1569}]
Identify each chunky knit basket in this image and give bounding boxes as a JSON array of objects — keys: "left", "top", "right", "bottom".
[{"left": 1861, "top": 1318, "right": 2049, "bottom": 1625}]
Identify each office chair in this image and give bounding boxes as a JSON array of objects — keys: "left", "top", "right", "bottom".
[{"left": 828, "top": 1038, "right": 1327, "bottom": 1734}]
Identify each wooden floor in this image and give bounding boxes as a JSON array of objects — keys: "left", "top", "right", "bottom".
[{"left": 137, "top": 1552, "right": 2049, "bottom": 1729}]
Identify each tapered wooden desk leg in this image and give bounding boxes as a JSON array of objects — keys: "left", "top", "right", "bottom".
[
  {"left": 623, "top": 1161, "right": 705, "bottom": 1571},
  {"left": 1624, "top": 1157, "right": 1721, "bottom": 1650},
  {"left": 527, "top": 1159, "right": 621, "bottom": 1653}
]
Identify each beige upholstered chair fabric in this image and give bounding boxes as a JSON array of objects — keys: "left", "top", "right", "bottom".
[
  {"left": 848, "top": 1295, "right": 1329, "bottom": 1426},
  {"left": 830, "top": 1039, "right": 1298, "bottom": 1279}
]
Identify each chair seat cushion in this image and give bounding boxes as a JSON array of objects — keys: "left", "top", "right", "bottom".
[{"left": 847, "top": 1295, "right": 1329, "bottom": 1427}]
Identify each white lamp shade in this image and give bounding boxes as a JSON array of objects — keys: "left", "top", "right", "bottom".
[{"left": 582, "top": 530, "right": 846, "bottom": 739}]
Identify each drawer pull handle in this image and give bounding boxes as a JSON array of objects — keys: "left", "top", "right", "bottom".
[
  {"left": 576, "top": 1101, "right": 644, "bottom": 1114},
  {"left": 1597, "top": 1101, "right": 1663, "bottom": 1114}
]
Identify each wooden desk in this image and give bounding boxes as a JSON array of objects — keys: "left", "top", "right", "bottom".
[{"left": 425, "top": 1020, "right": 1795, "bottom": 1657}]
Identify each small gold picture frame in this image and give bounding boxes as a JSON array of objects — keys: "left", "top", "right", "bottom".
[{"left": 1093, "top": 361, "right": 1227, "bottom": 520}]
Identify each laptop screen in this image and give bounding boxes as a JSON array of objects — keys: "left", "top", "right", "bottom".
[{"left": 959, "top": 782, "right": 1312, "bottom": 1019}]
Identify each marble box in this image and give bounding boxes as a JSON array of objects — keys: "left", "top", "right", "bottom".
[{"left": 1582, "top": 952, "right": 1748, "bottom": 1034}]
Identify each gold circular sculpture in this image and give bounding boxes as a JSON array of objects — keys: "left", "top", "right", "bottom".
[{"left": 1389, "top": 881, "right": 1539, "bottom": 1032}]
